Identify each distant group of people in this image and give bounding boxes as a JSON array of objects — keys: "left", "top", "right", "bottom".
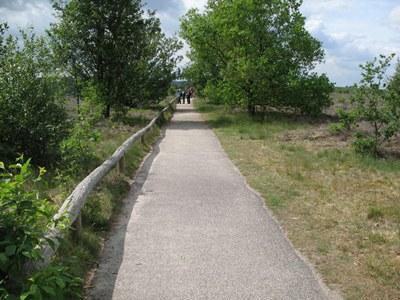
[{"left": 176, "top": 87, "right": 194, "bottom": 104}]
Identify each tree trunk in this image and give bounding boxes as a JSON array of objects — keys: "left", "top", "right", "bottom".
[{"left": 104, "top": 104, "right": 111, "bottom": 118}]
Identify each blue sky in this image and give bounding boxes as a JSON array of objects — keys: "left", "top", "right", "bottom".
[{"left": 1, "top": 0, "right": 400, "bottom": 86}]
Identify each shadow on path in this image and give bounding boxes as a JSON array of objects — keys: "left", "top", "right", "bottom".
[{"left": 86, "top": 130, "right": 164, "bottom": 299}]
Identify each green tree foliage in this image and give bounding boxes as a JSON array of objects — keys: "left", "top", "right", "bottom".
[
  {"left": 0, "top": 159, "right": 81, "bottom": 299},
  {"left": 0, "top": 23, "right": 7, "bottom": 55},
  {"left": 388, "top": 59, "right": 400, "bottom": 101},
  {"left": 0, "top": 26, "right": 68, "bottom": 166},
  {"left": 181, "top": 0, "right": 333, "bottom": 115},
  {"left": 51, "top": 0, "right": 181, "bottom": 117},
  {"left": 338, "top": 54, "right": 400, "bottom": 156},
  {"left": 137, "top": 14, "right": 183, "bottom": 106}
]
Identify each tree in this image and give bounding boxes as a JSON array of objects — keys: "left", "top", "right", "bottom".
[
  {"left": 51, "top": 0, "right": 181, "bottom": 117},
  {"left": 388, "top": 59, "right": 400, "bottom": 98},
  {"left": 180, "top": 0, "right": 333, "bottom": 115},
  {"left": 126, "top": 13, "right": 182, "bottom": 107},
  {"left": 0, "top": 27, "right": 68, "bottom": 166},
  {"left": 339, "top": 54, "right": 400, "bottom": 156}
]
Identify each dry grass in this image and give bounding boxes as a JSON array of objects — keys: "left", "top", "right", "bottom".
[{"left": 197, "top": 100, "right": 400, "bottom": 300}]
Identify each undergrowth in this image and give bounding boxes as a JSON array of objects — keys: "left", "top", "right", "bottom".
[{"left": 0, "top": 101, "right": 174, "bottom": 299}]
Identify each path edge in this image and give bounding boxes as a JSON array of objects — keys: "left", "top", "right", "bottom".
[
  {"left": 84, "top": 125, "right": 168, "bottom": 298},
  {"left": 196, "top": 105, "right": 343, "bottom": 300}
]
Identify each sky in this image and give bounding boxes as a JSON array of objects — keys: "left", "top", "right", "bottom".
[{"left": 1, "top": 0, "right": 400, "bottom": 86}]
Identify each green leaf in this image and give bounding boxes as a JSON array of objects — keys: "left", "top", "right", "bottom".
[
  {"left": 55, "top": 277, "right": 65, "bottom": 289},
  {"left": 0, "top": 253, "right": 8, "bottom": 266},
  {"left": 5, "top": 245, "right": 16, "bottom": 256},
  {"left": 41, "top": 286, "right": 56, "bottom": 297},
  {"left": 20, "top": 292, "right": 31, "bottom": 300}
]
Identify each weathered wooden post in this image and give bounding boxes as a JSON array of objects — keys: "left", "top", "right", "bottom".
[
  {"left": 157, "top": 111, "right": 165, "bottom": 126},
  {"left": 118, "top": 155, "right": 125, "bottom": 174},
  {"left": 72, "top": 213, "right": 82, "bottom": 239}
]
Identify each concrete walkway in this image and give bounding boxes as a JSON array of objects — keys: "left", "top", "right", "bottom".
[{"left": 88, "top": 103, "right": 338, "bottom": 300}]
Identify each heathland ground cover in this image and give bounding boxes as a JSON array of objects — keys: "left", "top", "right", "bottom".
[{"left": 196, "top": 99, "right": 400, "bottom": 300}]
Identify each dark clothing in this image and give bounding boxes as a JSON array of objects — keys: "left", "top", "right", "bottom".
[
  {"left": 181, "top": 91, "right": 186, "bottom": 104},
  {"left": 186, "top": 92, "right": 191, "bottom": 104}
]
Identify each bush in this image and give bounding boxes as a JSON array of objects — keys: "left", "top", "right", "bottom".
[
  {"left": 0, "top": 158, "right": 80, "bottom": 299},
  {"left": 60, "top": 84, "right": 103, "bottom": 176},
  {"left": 0, "top": 28, "right": 68, "bottom": 166},
  {"left": 336, "top": 108, "right": 357, "bottom": 131},
  {"left": 329, "top": 108, "right": 358, "bottom": 135},
  {"left": 353, "top": 133, "right": 378, "bottom": 155},
  {"left": 19, "top": 264, "right": 81, "bottom": 300},
  {"left": 288, "top": 73, "right": 334, "bottom": 116},
  {"left": 328, "top": 123, "right": 346, "bottom": 135},
  {"left": 338, "top": 54, "right": 400, "bottom": 156}
]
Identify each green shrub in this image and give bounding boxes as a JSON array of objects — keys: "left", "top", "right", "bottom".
[
  {"left": 328, "top": 123, "right": 346, "bottom": 135},
  {"left": 0, "top": 158, "right": 80, "bottom": 298},
  {"left": 353, "top": 134, "right": 378, "bottom": 155},
  {"left": 330, "top": 109, "right": 358, "bottom": 135},
  {"left": 337, "top": 108, "right": 357, "bottom": 130},
  {"left": 0, "top": 27, "right": 68, "bottom": 166},
  {"left": 60, "top": 84, "right": 103, "bottom": 176},
  {"left": 347, "top": 54, "right": 400, "bottom": 156},
  {"left": 20, "top": 265, "right": 81, "bottom": 300},
  {"left": 0, "top": 159, "right": 52, "bottom": 290},
  {"left": 287, "top": 73, "right": 334, "bottom": 116}
]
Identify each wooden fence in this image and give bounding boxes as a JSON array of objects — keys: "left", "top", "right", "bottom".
[{"left": 35, "top": 99, "right": 176, "bottom": 269}]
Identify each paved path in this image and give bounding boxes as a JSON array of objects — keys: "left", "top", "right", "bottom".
[{"left": 88, "top": 103, "right": 338, "bottom": 300}]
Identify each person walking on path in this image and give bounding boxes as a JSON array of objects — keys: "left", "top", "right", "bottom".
[
  {"left": 186, "top": 87, "right": 192, "bottom": 104},
  {"left": 181, "top": 89, "right": 186, "bottom": 104},
  {"left": 176, "top": 89, "right": 182, "bottom": 104}
]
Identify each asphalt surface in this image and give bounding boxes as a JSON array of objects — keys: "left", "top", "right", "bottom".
[{"left": 88, "top": 103, "right": 339, "bottom": 300}]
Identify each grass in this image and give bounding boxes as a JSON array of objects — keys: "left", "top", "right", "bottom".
[
  {"left": 42, "top": 102, "right": 173, "bottom": 297},
  {"left": 196, "top": 99, "right": 400, "bottom": 300}
]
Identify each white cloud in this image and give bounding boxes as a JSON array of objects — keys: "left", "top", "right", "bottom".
[
  {"left": 389, "top": 6, "right": 400, "bottom": 30},
  {"left": 155, "top": 10, "right": 180, "bottom": 36},
  {"left": 305, "top": 16, "right": 323, "bottom": 34},
  {"left": 0, "top": 1, "right": 55, "bottom": 37},
  {"left": 180, "top": 0, "right": 207, "bottom": 11}
]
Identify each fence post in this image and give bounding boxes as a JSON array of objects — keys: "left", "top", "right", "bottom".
[
  {"left": 72, "top": 214, "right": 82, "bottom": 238},
  {"left": 141, "top": 135, "right": 146, "bottom": 147},
  {"left": 118, "top": 155, "right": 125, "bottom": 174},
  {"left": 157, "top": 112, "right": 165, "bottom": 126}
]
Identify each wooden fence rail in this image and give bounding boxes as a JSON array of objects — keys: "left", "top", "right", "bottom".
[{"left": 35, "top": 99, "right": 176, "bottom": 269}]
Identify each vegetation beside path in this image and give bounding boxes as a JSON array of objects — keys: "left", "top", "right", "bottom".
[
  {"left": 0, "top": 101, "right": 173, "bottom": 299},
  {"left": 0, "top": 0, "right": 180, "bottom": 297},
  {"left": 196, "top": 99, "right": 400, "bottom": 300}
]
